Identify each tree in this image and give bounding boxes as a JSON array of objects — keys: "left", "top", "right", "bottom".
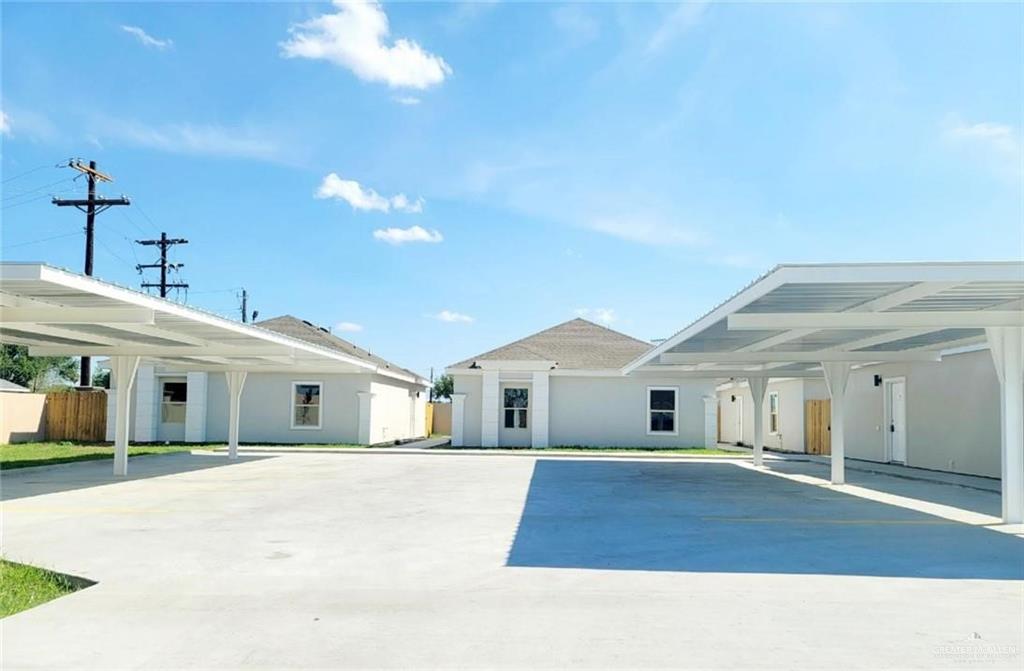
[
  {"left": 0, "top": 345, "right": 78, "bottom": 391},
  {"left": 432, "top": 374, "right": 453, "bottom": 401},
  {"left": 92, "top": 369, "right": 111, "bottom": 389}
]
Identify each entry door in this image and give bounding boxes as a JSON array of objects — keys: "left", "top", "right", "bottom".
[
  {"left": 735, "top": 397, "right": 743, "bottom": 445},
  {"left": 158, "top": 378, "right": 187, "bottom": 442},
  {"left": 886, "top": 380, "right": 907, "bottom": 464}
]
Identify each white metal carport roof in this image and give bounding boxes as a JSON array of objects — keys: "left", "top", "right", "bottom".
[
  {"left": 0, "top": 263, "right": 427, "bottom": 476},
  {"left": 0, "top": 263, "right": 425, "bottom": 385},
  {"left": 622, "top": 261, "right": 1024, "bottom": 525}
]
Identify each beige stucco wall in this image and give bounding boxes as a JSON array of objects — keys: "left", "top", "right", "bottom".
[{"left": 0, "top": 392, "right": 47, "bottom": 444}]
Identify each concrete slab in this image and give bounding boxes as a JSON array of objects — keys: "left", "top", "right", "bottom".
[{"left": 2, "top": 451, "right": 1021, "bottom": 669}]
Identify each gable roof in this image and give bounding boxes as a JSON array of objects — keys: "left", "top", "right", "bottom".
[
  {"left": 255, "top": 315, "right": 424, "bottom": 382},
  {"left": 0, "top": 379, "right": 30, "bottom": 393},
  {"left": 448, "top": 318, "right": 651, "bottom": 370}
]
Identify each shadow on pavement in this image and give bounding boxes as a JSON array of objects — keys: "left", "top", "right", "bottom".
[
  {"left": 0, "top": 452, "right": 273, "bottom": 501},
  {"left": 506, "top": 459, "right": 1023, "bottom": 579}
]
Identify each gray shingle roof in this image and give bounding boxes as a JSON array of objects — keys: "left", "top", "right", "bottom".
[
  {"left": 255, "top": 315, "right": 423, "bottom": 381},
  {"left": 0, "top": 379, "right": 30, "bottom": 393},
  {"left": 449, "top": 318, "right": 651, "bottom": 370}
]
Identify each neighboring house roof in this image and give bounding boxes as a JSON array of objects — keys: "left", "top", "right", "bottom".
[
  {"left": 449, "top": 318, "right": 652, "bottom": 370},
  {"left": 256, "top": 315, "right": 424, "bottom": 382},
  {"left": 0, "top": 379, "right": 31, "bottom": 393}
]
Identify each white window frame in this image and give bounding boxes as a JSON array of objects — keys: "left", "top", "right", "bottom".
[
  {"left": 646, "top": 386, "right": 679, "bottom": 436},
  {"left": 290, "top": 380, "right": 324, "bottom": 430},
  {"left": 768, "top": 391, "right": 780, "bottom": 435},
  {"left": 503, "top": 386, "right": 529, "bottom": 430}
]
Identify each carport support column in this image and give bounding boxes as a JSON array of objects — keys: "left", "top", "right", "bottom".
[
  {"left": 822, "top": 362, "right": 852, "bottom": 485},
  {"left": 357, "top": 391, "right": 374, "bottom": 445},
  {"left": 986, "top": 327, "right": 1024, "bottom": 524},
  {"left": 531, "top": 371, "right": 550, "bottom": 448},
  {"left": 480, "top": 370, "right": 499, "bottom": 448},
  {"left": 746, "top": 377, "right": 768, "bottom": 467},
  {"left": 225, "top": 371, "right": 247, "bottom": 459},
  {"left": 702, "top": 395, "right": 719, "bottom": 449},
  {"left": 111, "top": 356, "right": 140, "bottom": 476}
]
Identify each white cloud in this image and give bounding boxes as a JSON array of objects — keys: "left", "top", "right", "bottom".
[
  {"left": 574, "top": 307, "right": 616, "bottom": 325},
  {"left": 647, "top": 1, "right": 709, "bottom": 53},
  {"left": 394, "top": 95, "right": 422, "bottom": 106},
  {"left": 373, "top": 225, "right": 443, "bottom": 244},
  {"left": 0, "top": 110, "right": 10, "bottom": 136},
  {"left": 316, "top": 173, "right": 423, "bottom": 213},
  {"left": 431, "top": 310, "right": 473, "bottom": 323},
  {"left": 942, "top": 116, "right": 1021, "bottom": 181},
  {"left": 942, "top": 117, "right": 1019, "bottom": 156},
  {"left": 120, "top": 25, "right": 173, "bottom": 50},
  {"left": 280, "top": 0, "right": 451, "bottom": 90},
  {"left": 97, "top": 119, "right": 280, "bottom": 160},
  {"left": 334, "top": 321, "right": 364, "bottom": 332},
  {"left": 587, "top": 216, "right": 704, "bottom": 247}
]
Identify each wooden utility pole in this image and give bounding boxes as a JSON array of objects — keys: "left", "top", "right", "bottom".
[
  {"left": 52, "top": 159, "right": 131, "bottom": 386},
  {"left": 240, "top": 289, "right": 248, "bottom": 322},
  {"left": 136, "top": 232, "right": 189, "bottom": 298}
]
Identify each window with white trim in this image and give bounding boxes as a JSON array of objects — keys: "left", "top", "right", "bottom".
[
  {"left": 503, "top": 387, "right": 528, "bottom": 429},
  {"left": 291, "top": 382, "right": 323, "bottom": 429},
  {"left": 769, "top": 391, "right": 780, "bottom": 434},
  {"left": 647, "top": 386, "right": 677, "bottom": 434}
]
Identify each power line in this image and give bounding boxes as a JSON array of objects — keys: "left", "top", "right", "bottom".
[
  {"left": 3, "top": 231, "right": 81, "bottom": 249},
  {"left": 2, "top": 177, "right": 76, "bottom": 201},
  {"left": 2, "top": 163, "right": 58, "bottom": 184}
]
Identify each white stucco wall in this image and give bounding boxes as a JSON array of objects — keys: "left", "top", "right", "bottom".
[
  {"left": 453, "top": 374, "right": 483, "bottom": 446},
  {"left": 843, "top": 349, "right": 1000, "bottom": 478},
  {"left": 206, "top": 372, "right": 369, "bottom": 444},
  {"left": 369, "top": 376, "right": 424, "bottom": 444},
  {"left": 717, "top": 378, "right": 809, "bottom": 452},
  {"left": 547, "top": 376, "right": 713, "bottom": 448}
]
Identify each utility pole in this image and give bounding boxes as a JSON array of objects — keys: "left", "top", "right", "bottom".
[
  {"left": 136, "top": 232, "right": 189, "bottom": 298},
  {"left": 52, "top": 159, "right": 131, "bottom": 387},
  {"left": 240, "top": 289, "right": 248, "bottom": 323},
  {"left": 429, "top": 367, "right": 434, "bottom": 402}
]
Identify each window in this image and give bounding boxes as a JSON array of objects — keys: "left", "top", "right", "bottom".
[
  {"left": 291, "top": 382, "right": 323, "bottom": 429},
  {"left": 503, "top": 387, "right": 528, "bottom": 429},
  {"left": 769, "top": 392, "right": 780, "bottom": 434},
  {"left": 647, "top": 386, "right": 677, "bottom": 435},
  {"left": 161, "top": 381, "right": 187, "bottom": 423}
]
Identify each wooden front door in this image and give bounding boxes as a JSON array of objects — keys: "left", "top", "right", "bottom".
[{"left": 804, "top": 399, "right": 831, "bottom": 455}]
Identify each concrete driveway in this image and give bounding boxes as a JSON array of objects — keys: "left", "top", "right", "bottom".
[{"left": 2, "top": 451, "right": 1022, "bottom": 670}]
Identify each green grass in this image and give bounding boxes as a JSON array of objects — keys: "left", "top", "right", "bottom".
[
  {"left": 439, "top": 445, "right": 744, "bottom": 455},
  {"left": 0, "top": 442, "right": 196, "bottom": 470},
  {"left": 0, "top": 559, "right": 88, "bottom": 618}
]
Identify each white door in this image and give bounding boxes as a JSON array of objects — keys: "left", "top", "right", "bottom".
[
  {"left": 736, "top": 397, "right": 743, "bottom": 445},
  {"left": 886, "top": 380, "right": 907, "bottom": 463}
]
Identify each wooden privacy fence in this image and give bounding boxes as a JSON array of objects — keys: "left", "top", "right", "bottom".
[
  {"left": 425, "top": 403, "right": 434, "bottom": 437},
  {"left": 804, "top": 399, "right": 831, "bottom": 455},
  {"left": 46, "top": 391, "right": 107, "bottom": 442}
]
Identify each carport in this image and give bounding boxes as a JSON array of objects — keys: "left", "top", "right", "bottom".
[
  {"left": 0, "top": 262, "right": 418, "bottom": 474},
  {"left": 624, "top": 262, "right": 1024, "bottom": 523}
]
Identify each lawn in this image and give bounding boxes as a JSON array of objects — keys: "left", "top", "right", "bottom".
[
  {"left": 0, "top": 442, "right": 197, "bottom": 470},
  {"left": 0, "top": 559, "right": 89, "bottom": 618}
]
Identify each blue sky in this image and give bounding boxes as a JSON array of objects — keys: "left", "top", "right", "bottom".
[{"left": 2, "top": 1, "right": 1021, "bottom": 377}]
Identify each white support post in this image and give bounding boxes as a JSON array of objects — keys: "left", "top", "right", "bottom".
[
  {"left": 480, "top": 370, "right": 499, "bottom": 448},
  {"left": 224, "top": 371, "right": 247, "bottom": 459},
  {"left": 531, "top": 371, "right": 550, "bottom": 448},
  {"left": 822, "top": 362, "right": 852, "bottom": 485},
  {"left": 702, "top": 395, "right": 719, "bottom": 449},
  {"left": 111, "top": 356, "right": 140, "bottom": 476},
  {"left": 986, "top": 327, "right": 1024, "bottom": 524},
  {"left": 184, "top": 372, "right": 208, "bottom": 443},
  {"left": 746, "top": 377, "right": 769, "bottom": 467},
  {"left": 451, "top": 393, "right": 467, "bottom": 447}
]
